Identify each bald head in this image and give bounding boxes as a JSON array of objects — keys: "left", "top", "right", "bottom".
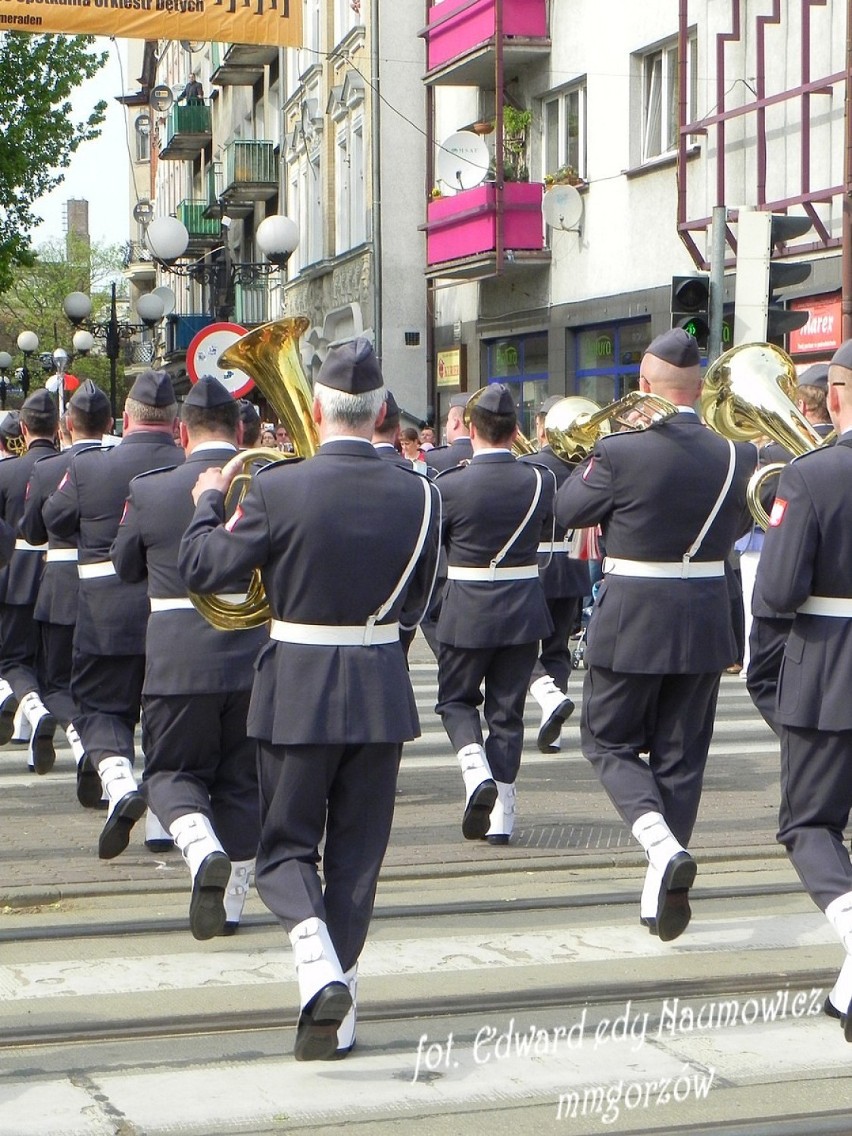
[
  {"left": 640, "top": 351, "right": 702, "bottom": 407},
  {"left": 827, "top": 362, "right": 852, "bottom": 433}
]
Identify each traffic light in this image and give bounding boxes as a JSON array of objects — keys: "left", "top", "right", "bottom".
[
  {"left": 734, "top": 210, "right": 813, "bottom": 344},
  {"left": 670, "top": 274, "right": 710, "bottom": 350}
]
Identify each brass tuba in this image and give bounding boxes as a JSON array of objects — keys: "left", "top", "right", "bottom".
[
  {"left": 462, "top": 386, "right": 538, "bottom": 455},
  {"left": 543, "top": 390, "right": 679, "bottom": 463},
  {"left": 188, "top": 315, "right": 319, "bottom": 631},
  {"left": 700, "top": 342, "right": 830, "bottom": 528}
]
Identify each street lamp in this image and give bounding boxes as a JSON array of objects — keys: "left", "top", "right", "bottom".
[
  {"left": 145, "top": 212, "right": 299, "bottom": 320},
  {"left": 16, "top": 331, "right": 39, "bottom": 399},
  {"left": 62, "top": 282, "right": 166, "bottom": 419},
  {"left": 0, "top": 351, "right": 11, "bottom": 410}
]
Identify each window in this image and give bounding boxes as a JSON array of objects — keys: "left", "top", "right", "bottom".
[
  {"left": 543, "top": 81, "right": 586, "bottom": 179},
  {"left": 484, "top": 332, "right": 549, "bottom": 438},
  {"left": 639, "top": 33, "right": 696, "bottom": 162},
  {"left": 574, "top": 321, "right": 651, "bottom": 403},
  {"left": 334, "top": 0, "right": 361, "bottom": 46},
  {"left": 134, "top": 114, "right": 151, "bottom": 163}
]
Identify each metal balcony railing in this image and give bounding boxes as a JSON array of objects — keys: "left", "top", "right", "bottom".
[
  {"left": 160, "top": 102, "right": 212, "bottom": 159},
  {"left": 176, "top": 199, "right": 220, "bottom": 241},
  {"left": 221, "top": 140, "right": 277, "bottom": 203},
  {"left": 123, "top": 341, "right": 156, "bottom": 367}
]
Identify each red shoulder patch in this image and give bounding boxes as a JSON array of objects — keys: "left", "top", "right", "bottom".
[
  {"left": 57, "top": 471, "right": 70, "bottom": 492},
  {"left": 581, "top": 456, "right": 595, "bottom": 481},
  {"left": 768, "top": 497, "right": 788, "bottom": 527},
  {"left": 119, "top": 499, "right": 130, "bottom": 526},
  {"left": 224, "top": 504, "right": 243, "bottom": 533}
]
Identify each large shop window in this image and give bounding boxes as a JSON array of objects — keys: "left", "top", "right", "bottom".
[
  {"left": 485, "top": 332, "right": 548, "bottom": 438},
  {"left": 574, "top": 322, "right": 651, "bottom": 404}
]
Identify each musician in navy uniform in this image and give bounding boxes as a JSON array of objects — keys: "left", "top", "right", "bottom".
[
  {"left": 556, "top": 329, "right": 755, "bottom": 941},
  {"left": 111, "top": 376, "right": 265, "bottom": 940},
  {"left": 43, "top": 371, "right": 183, "bottom": 858},
  {"left": 425, "top": 391, "right": 473, "bottom": 473},
  {"left": 756, "top": 339, "right": 852, "bottom": 1036},
  {"left": 178, "top": 338, "right": 439, "bottom": 1061},
  {"left": 435, "top": 384, "right": 554, "bottom": 845},
  {"left": 372, "top": 389, "right": 409, "bottom": 467},
  {"left": 0, "top": 389, "right": 58, "bottom": 772},
  {"left": 20, "top": 381, "right": 113, "bottom": 783},
  {"left": 520, "top": 395, "right": 586, "bottom": 753}
]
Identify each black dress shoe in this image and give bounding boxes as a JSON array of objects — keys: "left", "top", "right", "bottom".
[
  {"left": 189, "top": 851, "right": 230, "bottom": 941},
  {"left": 220, "top": 921, "right": 240, "bottom": 937},
  {"left": 145, "top": 839, "right": 176, "bottom": 854},
  {"left": 29, "top": 714, "right": 57, "bottom": 775},
  {"left": 656, "top": 852, "right": 697, "bottom": 942},
  {"left": 846, "top": 994, "right": 852, "bottom": 1044},
  {"left": 98, "top": 790, "right": 147, "bottom": 860},
  {"left": 486, "top": 834, "right": 510, "bottom": 846},
  {"left": 77, "top": 758, "right": 104, "bottom": 809},
  {"left": 0, "top": 696, "right": 17, "bottom": 747},
  {"left": 537, "top": 697, "right": 575, "bottom": 754},
  {"left": 824, "top": 995, "right": 844, "bottom": 1022},
  {"left": 462, "top": 779, "right": 498, "bottom": 840},
  {"left": 294, "top": 982, "right": 353, "bottom": 1062},
  {"left": 640, "top": 916, "right": 659, "bottom": 936}
]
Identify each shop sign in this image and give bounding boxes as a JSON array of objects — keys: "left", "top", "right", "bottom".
[{"left": 789, "top": 294, "right": 842, "bottom": 355}]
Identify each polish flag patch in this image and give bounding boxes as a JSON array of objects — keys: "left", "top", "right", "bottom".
[
  {"left": 768, "top": 497, "right": 788, "bottom": 527},
  {"left": 582, "top": 456, "right": 596, "bottom": 481},
  {"left": 224, "top": 504, "right": 243, "bottom": 533},
  {"left": 119, "top": 500, "right": 130, "bottom": 526},
  {"left": 57, "top": 471, "right": 70, "bottom": 492}
]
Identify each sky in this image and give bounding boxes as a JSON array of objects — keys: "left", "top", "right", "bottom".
[{"left": 31, "top": 37, "right": 132, "bottom": 252}]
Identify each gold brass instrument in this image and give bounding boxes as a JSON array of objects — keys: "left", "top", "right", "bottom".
[
  {"left": 543, "top": 390, "right": 679, "bottom": 463},
  {"left": 188, "top": 315, "right": 319, "bottom": 631},
  {"left": 700, "top": 341, "right": 830, "bottom": 528},
  {"left": 462, "top": 386, "right": 538, "bottom": 455}
]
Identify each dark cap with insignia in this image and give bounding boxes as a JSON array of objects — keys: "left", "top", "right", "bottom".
[
  {"left": 538, "top": 394, "right": 563, "bottom": 416},
  {"left": 318, "top": 337, "right": 383, "bottom": 393},
  {"left": 0, "top": 410, "right": 21, "bottom": 440},
  {"left": 830, "top": 340, "right": 852, "bottom": 371},
  {"left": 69, "top": 379, "right": 110, "bottom": 415},
  {"left": 184, "top": 375, "right": 233, "bottom": 409},
  {"left": 449, "top": 392, "right": 472, "bottom": 409},
  {"left": 476, "top": 384, "right": 516, "bottom": 415},
  {"left": 237, "top": 398, "right": 259, "bottom": 425},
  {"left": 384, "top": 389, "right": 400, "bottom": 418},
  {"left": 128, "top": 369, "right": 176, "bottom": 408},
  {"left": 22, "top": 388, "right": 55, "bottom": 415},
  {"left": 797, "top": 363, "right": 829, "bottom": 391},
  {"left": 645, "top": 327, "right": 701, "bottom": 368}
]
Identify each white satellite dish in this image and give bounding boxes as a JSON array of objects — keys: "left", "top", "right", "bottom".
[
  {"left": 149, "top": 84, "right": 174, "bottom": 114},
  {"left": 152, "top": 286, "right": 177, "bottom": 316},
  {"left": 436, "top": 131, "right": 490, "bottom": 193},
  {"left": 542, "top": 184, "right": 584, "bottom": 232},
  {"left": 181, "top": 40, "right": 206, "bottom": 53}
]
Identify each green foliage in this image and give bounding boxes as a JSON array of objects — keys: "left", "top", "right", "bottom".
[{"left": 0, "top": 33, "right": 107, "bottom": 293}]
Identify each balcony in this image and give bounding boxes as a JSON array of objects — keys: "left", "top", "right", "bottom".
[
  {"left": 423, "top": 182, "right": 549, "bottom": 280},
  {"left": 422, "top": 0, "right": 550, "bottom": 86},
  {"left": 220, "top": 140, "right": 278, "bottom": 211},
  {"left": 210, "top": 41, "right": 277, "bottom": 87},
  {"left": 159, "top": 101, "right": 212, "bottom": 160},
  {"left": 176, "top": 199, "right": 221, "bottom": 253},
  {"left": 234, "top": 280, "right": 269, "bottom": 327},
  {"left": 122, "top": 240, "right": 156, "bottom": 284},
  {"left": 123, "top": 340, "right": 156, "bottom": 369}
]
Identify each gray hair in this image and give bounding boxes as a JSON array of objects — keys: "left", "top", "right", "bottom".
[
  {"left": 124, "top": 396, "right": 178, "bottom": 424},
  {"left": 314, "top": 381, "right": 385, "bottom": 429}
]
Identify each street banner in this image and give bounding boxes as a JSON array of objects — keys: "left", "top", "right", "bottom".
[{"left": 0, "top": 0, "right": 302, "bottom": 48}]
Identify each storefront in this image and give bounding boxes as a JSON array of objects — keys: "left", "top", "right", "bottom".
[
  {"left": 788, "top": 292, "right": 841, "bottom": 365},
  {"left": 573, "top": 319, "right": 653, "bottom": 404}
]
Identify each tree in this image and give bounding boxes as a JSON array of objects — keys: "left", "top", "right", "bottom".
[{"left": 0, "top": 34, "right": 107, "bottom": 293}]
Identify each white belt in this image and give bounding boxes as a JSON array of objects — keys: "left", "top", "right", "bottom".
[
  {"left": 269, "top": 619, "right": 400, "bottom": 646},
  {"left": 447, "top": 565, "right": 540, "bottom": 582},
  {"left": 797, "top": 596, "right": 852, "bottom": 618},
  {"left": 14, "top": 539, "right": 47, "bottom": 553},
  {"left": 603, "top": 556, "right": 726, "bottom": 580},
  {"left": 538, "top": 541, "right": 570, "bottom": 554},
  {"left": 150, "top": 594, "right": 248, "bottom": 612},
  {"left": 77, "top": 561, "right": 116, "bottom": 580},
  {"left": 45, "top": 548, "right": 78, "bottom": 563}
]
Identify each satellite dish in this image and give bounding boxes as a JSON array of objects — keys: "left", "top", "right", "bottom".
[
  {"left": 152, "top": 286, "right": 176, "bottom": 316},
  {"left": 133, "top": 199, "right": 154, "bottom": 226},
  {"left": 542, "top": 184, "right": 584, "bottom": 232},
  {"left": 181, "top": 40, "right": 206, "bottom": 52},
  {"left": 436, "top": 131, "right": 489, "bottom": 193},
  {"left": 135, "top": 113, "right": 151, "bottom": 136},
  {"left": 150, "top": 84, "right": 174, "bottom": 114}
]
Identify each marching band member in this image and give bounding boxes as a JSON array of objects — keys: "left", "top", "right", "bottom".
[
  {"left": 556, "top": 329, "right": 755, "bottom": 940},
  {"left": 425, "top": 392, "right": 473, "bottom": 473},
  {"left": 520, "top": 395, "right": 586, "bottom": 753},
  {"left": 111, "top": 376, "right": 265, "bottom": 940},
  {"left": 42, "top": 371, "right": 183, "bottom": 858},
  {"left": 757, "top": 339, "right": 852, "bottom": 1036},
  {"left": 20, "top": 381, "right": 113, "bottom": 786},
  {"left": 0, "top": 389, "right": 58, "bottom": 772},
  {"left": 178, "top": 339, "right": 440, "bottom": 1061},
  {"left": 434, "top": 384, "right": 554, "bottom": 844}
]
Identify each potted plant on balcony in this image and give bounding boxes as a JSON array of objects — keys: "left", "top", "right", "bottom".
[
  {"left": 489, "top": 105, "right": 532, "bottom": 182},
  {"left": 544, "top": 164, "right": 585, "bottom": 189}
]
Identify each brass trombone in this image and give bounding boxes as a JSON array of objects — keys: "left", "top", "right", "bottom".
[
  {"left": 700, "top": 342, "right": 831, "bottom": 528},
  {"left": 543, "top": 390, "right": 679, "bottom": 463}
]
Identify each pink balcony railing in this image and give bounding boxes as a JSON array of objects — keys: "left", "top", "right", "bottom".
[
  {"left": 425, "top": 182, "right": 544, "bottom": 265},
  {"left": 425, "top": 0, "right": 547, "bottom": 72}
]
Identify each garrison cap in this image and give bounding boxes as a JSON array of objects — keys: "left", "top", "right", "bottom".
[
  {"left": 69, "top": 380, "right": 110, "bottom": 415},
  {"left": 0, "top": 411, "right": 21, "bottom": 440},
  {"left": 128, "top": 369, "right": 176, "bottom": 408},
  {"left": 645, "top": 327, "right": 701, "bottom": 368},
  {"left": 318, "top": 337, "right": 383, "bottom": 394},
  {"left": 384, "top": 389, "right": 400, "bottom": 418},
  {"left": 797, "top": 363, "right": 829, "bottom": 391},
  {"left": 830, "top": 340, "right": 852, "bottom": 372},
  {"left": 449, "top": 392, "right": 472, "bottom": 409},
  {"left": 476, "top": 384, "right": 515, "bottom": 415},
  {"left": 22, "top": 388, "right": 55, "bottom": 415},
  {"left": 237, "top": 398, "right": 259, "bottom": 425},
  {"left": 538, "top": 394, "right": 563, "bottom": 416},
  {"left": 185, "top": 375, "right": 233, "bottom": 410}
]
